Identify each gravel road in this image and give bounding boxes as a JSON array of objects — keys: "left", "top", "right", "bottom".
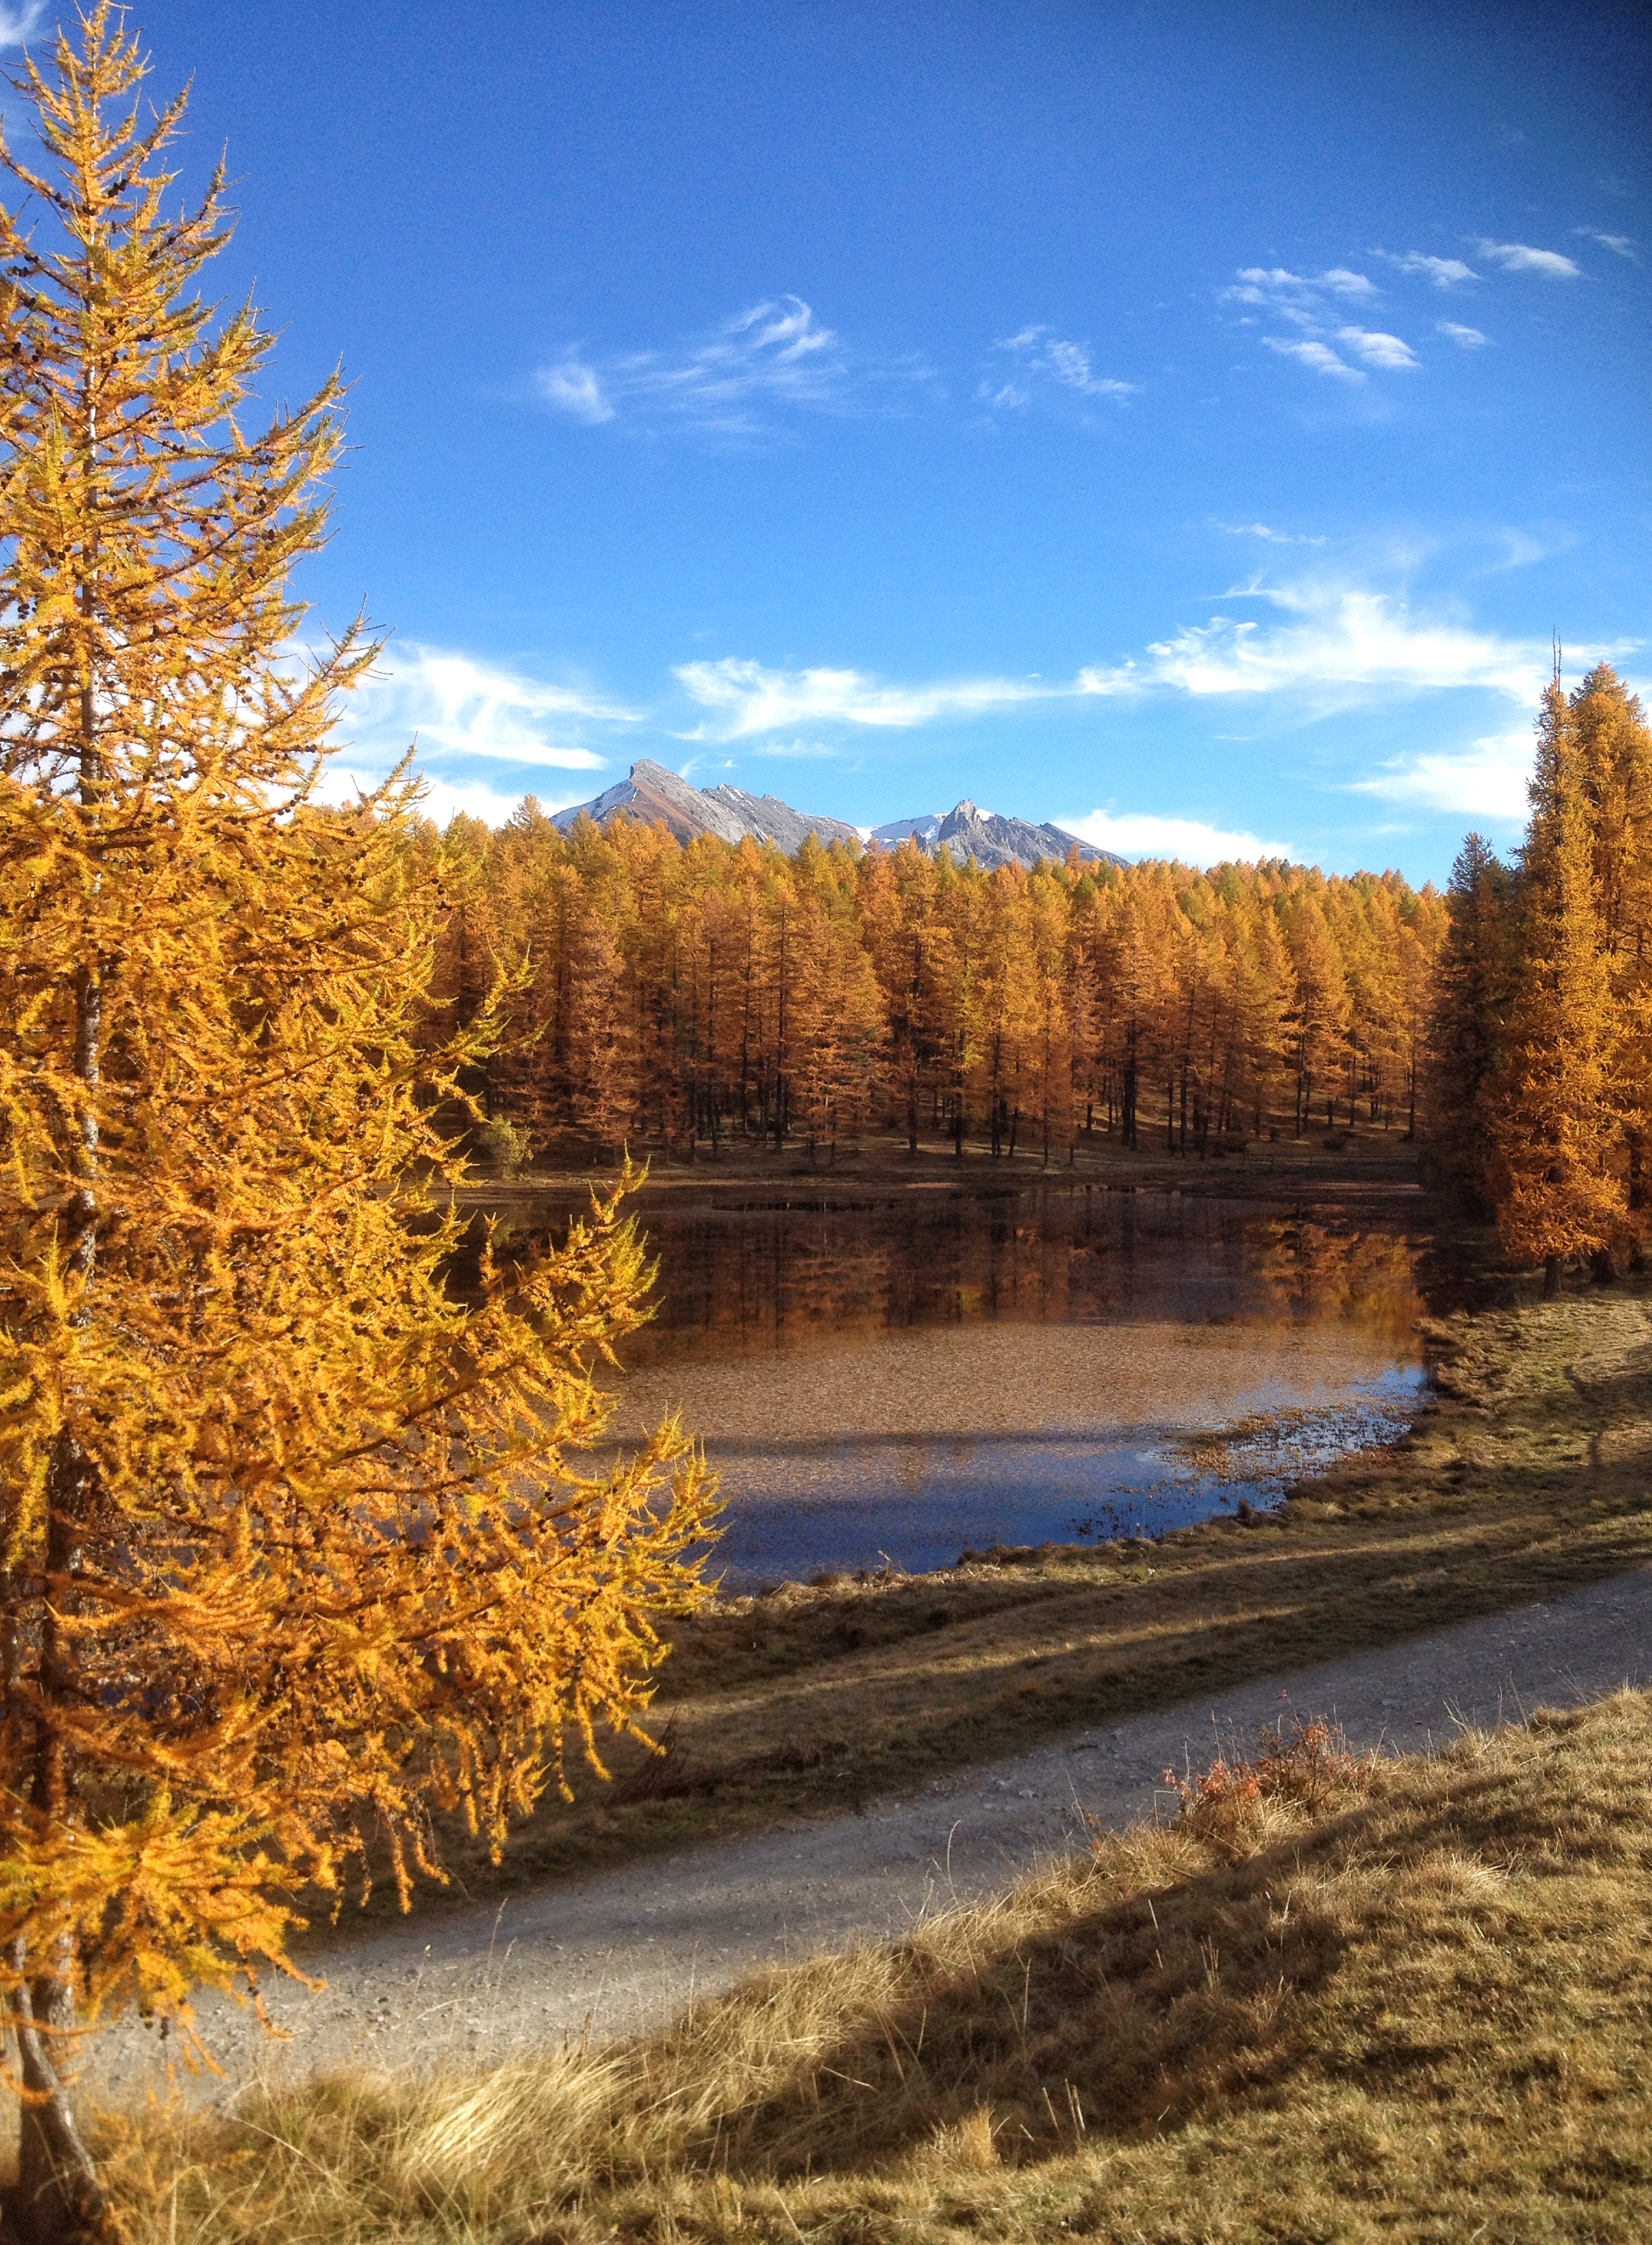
[{"left": 93, "top": 1566, "right": 1652, "bottom": 2107}]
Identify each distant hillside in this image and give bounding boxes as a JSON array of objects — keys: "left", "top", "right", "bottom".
[{"left": 553, "top": 762, "right": 1123, "bottom": 870}]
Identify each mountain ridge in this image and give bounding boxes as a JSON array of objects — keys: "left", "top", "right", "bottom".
[{"left": 552, "top": 761, "right": 1122, "bottom": 871}]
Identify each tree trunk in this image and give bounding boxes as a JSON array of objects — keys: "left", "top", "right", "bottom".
[
  {"left": 1543, "top": 1254, "right": 1561, "bottom": 1299},
  {"left": 9, "top": 1941, "right": 107, "bottom": 2243}
]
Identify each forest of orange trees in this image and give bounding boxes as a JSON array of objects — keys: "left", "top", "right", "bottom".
[{"left": 428, "top": 663, "right": 1651, "bottom": 1286}]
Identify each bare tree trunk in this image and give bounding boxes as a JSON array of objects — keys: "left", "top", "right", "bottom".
[
  {"left": 10, "top": 1936, "right": 107, "bottom": 2244},
  {"left": 9, "top": 678, "right": 111, "bottom": 2239}
]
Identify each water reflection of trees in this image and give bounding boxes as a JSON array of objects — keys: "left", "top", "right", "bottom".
[
  {"left": 508, "top": 1185, "right": 1426, "bottom": 1363},
  {"left": 1248, "top": 1221, "right": 1424, "bottom": 1349}
]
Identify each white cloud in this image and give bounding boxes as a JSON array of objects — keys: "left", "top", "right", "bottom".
[
  {"left": 1223, "top": 266, "right": 1377, "bottom": 311},
  {"left": 1263, "top": 336, "right": 1366, "bottom": 383},
  {"left": 1319, "top": 267, "right": 1379, "bottom": 299},
  {"left": 1575, "top": 229, "right": 1638, "bottom": 261},
  {"left": 988, "top": 326, "right": 1135, "bottom": 408},
  {"left": 1215, "top": 521, "right": 1328, "bottom": 546},
  {"left": 673, "top": 583, "right": 1643, "bottom": 767},
  {"left": 1063, "top": 808, "right": 1297, "bottom": 864},
  {"left": 1375, "top": 251, "right": 1480, "bottom": 287},
  {"left": 341, "top": 646, "right": 635, "bottom": 772},
  {"left": 537, "top": 360, "right": 613, "bottom": 424},
  {"left": 1230, "top": 269, "right": 1430, "bottom": 387},
  {"left": 1437, "top": 320, "right": 1489, "bottom": 348},
  {"left": 680, "top": 583, "right": 1621, "bottom": 749},
  {"left": 1475, "top": 240, "right": 1581, "bottom": 279},
  {"left": 314, "top": 765, "right": 558, "bottom": 830},
  {"left": 0, "top": 5, "right": 44, "bottom": 45},
  {"left": 675, "top": 656, "right": 1051, "bottom": 739},
  {"left": 1076, "top": 582, "right": 1597, "bottom": 707},
  {"left": 535, "top": 296, "right": 863, "bottom": 440},
  {"left": 1336, "top": 326, "right": 1419, "bottom": 369},
  {"left": 1350, "top": 730, "right": 1534, "bottom": 820}
]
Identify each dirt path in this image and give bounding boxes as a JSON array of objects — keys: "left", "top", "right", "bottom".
[{"left": 92, "top": 1564, "right": 1652, "bottom": 2109}]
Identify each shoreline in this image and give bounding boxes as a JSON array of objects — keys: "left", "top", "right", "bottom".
[{"left": 297, "top": 1276, "right": 1652, "bottom": 1937}]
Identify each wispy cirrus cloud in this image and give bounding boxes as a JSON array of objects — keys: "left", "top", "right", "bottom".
[
  {"left": 679, "top": 581, "right": 1622, "bottom": 747},
  {"left": 1575, "top": 229, "right": 1638, "bottom": 261},
  {"left": 536, "top": 296, "right": 884, "bottom": 441},
  {"left": 1222, "top": 266, "right": 1378, "bottom": 310},
  {"left": 1079, "top": 582, "right": 1584, "bottom": 707},
  {"left": 1215, "top": 521, "right": 1327, "bottom": 546},
  {"left": 342, "top": 646, "right": 635, "bottom": 773},
  {"left": 1060, "top": 808, "right": 1296, "bottom": 864},
  {"left": 1474, "top": 239, "right": 1580, "bottom": 279},
  {"left": 675, "top": 656, "right": 1054, "bottom": 740},
  {"left": 1336, "top": 326, "right": 1419, "bottom": 370},
  {"left": 1437, "top": 320, "right": 1489, "bottom": 348},
  {"left": 1350, "top": 729, "right": 1535, "bottom": 821},
  {"left": 1374, "top": 250, "right": 1480, "bottom": 287},
  {"left": 1263, "top": 336, "right": 1366, "bottom": 383},
  {"left": 1226, "top": 266, "right": 1424, "bottom": 388},
  {"left": 0, "top": 5, "right": 44, "bottom": 46},
  {"left": 984, "top": 326, "right": 1136, "bottom": 411}
]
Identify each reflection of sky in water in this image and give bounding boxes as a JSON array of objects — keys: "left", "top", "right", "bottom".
[
  {"left": 700, "top": 1367, "right": 1424, "bottom": 1585},
  {"left": 507, "top": 1182, "right": 1432, "bottom": 1583}
]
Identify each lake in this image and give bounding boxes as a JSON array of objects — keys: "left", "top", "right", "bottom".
[{"left": 508, "top": 1179, "right": 1432, "bottom": 1585}]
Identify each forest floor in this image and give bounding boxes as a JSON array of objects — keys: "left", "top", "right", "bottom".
[{"left": 466, "top": 1112, "right": 1447, "bottom": 1209}]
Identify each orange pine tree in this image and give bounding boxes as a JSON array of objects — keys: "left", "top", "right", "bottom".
[{"left": 0, "top": 20, "right": 711, "bottom": 2233}]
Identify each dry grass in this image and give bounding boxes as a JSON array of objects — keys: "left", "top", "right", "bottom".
[
  {"left": 100, "top": 1687, "right": 1652, "bottom": 2240},
  {"left": 321, "top": 1284, "right": 1652, "bottom": 1924}
]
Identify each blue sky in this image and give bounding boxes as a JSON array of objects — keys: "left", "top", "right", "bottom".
[{"left": 24, "top": 1, "right": 1651, "bottom": 879}]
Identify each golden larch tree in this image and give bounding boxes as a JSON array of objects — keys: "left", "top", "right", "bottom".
[
  {"left": 1572, "top": 664, "right": 1652, "bottom": 1230},
  {"left": 1488, "top": 679, "right": 1625, "bottom": 1288},
  {"left": 0, "top": 17, "right": 712, "bottom": 2235}
]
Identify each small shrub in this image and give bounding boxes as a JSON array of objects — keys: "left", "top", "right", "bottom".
[
  {"left": 475, "top": 1115, "right": 531, "bottom": 1176},
  {"left": 1156, "top": 1716, "right": 1383, "bottom": 1858}
]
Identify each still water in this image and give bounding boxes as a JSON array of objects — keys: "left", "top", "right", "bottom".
[{"left": 523, "top": 1180, "right": 1431, "bottom": 1585}]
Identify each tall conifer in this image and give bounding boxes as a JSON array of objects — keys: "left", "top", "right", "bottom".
[
  {"left": 1488, "top": 680, "right": 1624, "bottom": 1287},
  {"left": 1425, "top": 832, "right": 1511, "bottom": 1206},
  {"left": 1572, "top": 664, "right": 1652, "bottom": 1227},
  {"left": 0, "top": 19, "right": 711, "bottom": 2230}
]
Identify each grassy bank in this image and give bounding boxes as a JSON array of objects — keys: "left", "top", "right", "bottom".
[
  {"left": 105, "top": 1687, "right": 1652, "bottom": 2241},
  {"left": 330, "top": 1281, "right": 1652, "bottom": 1924}
]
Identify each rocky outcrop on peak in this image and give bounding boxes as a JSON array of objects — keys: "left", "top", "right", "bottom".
[
  {"left": 550, "top": 760, "right": 859, "bottom": 852},
  {"left": 870, "top": 800, "right": 1121, "bottom": 872}
]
